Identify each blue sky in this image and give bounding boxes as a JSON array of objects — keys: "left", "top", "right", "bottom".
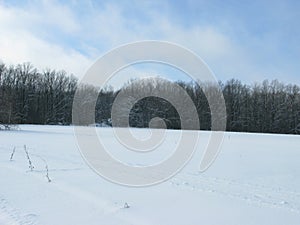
[{"left": 0, "top": 0, "right": 300, "bottom": 87}]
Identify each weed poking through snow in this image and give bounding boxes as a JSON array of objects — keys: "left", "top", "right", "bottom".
[
  {"left": 10, "top": 147, "right": 16, "bottom": 161},
  {"left": 24, "top": 145, "right": 34, "bottom": 171},
  {"left": 45, "top": 165, "right": 51, "bottom": 182},
  {"left": 31, "top": 152, "right": 52, "bottom": 183},
  {"left": 7, "top": 145, "right": 52, "bottom": 182}
]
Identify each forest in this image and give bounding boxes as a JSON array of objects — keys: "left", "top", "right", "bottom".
[{"left": 0, "top": 62, "right": 299, "bottom": 134}]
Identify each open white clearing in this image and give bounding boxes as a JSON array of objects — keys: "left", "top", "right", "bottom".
[{"left": 0, "top": 125, "right": 300, "bottom": 225}]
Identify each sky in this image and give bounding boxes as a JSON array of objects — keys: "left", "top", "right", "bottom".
[{"left": 0, "top": 0, "right": 300, "bottom": 88}]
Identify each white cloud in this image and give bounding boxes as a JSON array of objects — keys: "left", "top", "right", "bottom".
[
  {"left": 0, "top": 1, "right": 248, "bottom": 83},
  {"left": 0, "top": 2, "right": 91, "bottom": 76},
  {"left": 1, "top": 0, "right": 297, "bottom": 86}
]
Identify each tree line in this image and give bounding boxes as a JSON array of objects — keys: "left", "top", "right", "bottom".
[
  {"left": 0, "top": 63, "right": 77, "bottom": 125},
  {"left": 1, "top": 62, "right": 299, "bottom": 134}
]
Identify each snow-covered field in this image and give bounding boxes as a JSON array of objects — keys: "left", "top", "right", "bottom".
[{"left": 1, "top": 125, "right": 300, "bottom": 225}]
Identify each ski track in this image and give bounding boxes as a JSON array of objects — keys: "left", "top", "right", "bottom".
[
  {"left": 1, "top": 126, "right": 300, "bottom": 224},
  {"left": 0, "top": 198, "right": 38, "bottom": 225},
  {"left": 2, "top": 163, "right": 299, "bottom": 225},
  {"left": 0, "top": 148, "right": 134, "bottom": 225},
  {"left": 170, "top": 172, "right": 300, "bottom": 214}
]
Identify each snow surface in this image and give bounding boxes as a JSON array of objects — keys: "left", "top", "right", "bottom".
[{"left": 0, "top": 125, "right": 300, "bottom": 225}]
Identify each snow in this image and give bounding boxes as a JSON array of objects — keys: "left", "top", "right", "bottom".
[{"left": 1, "top": 125, "right": 300, "bottom": 225}]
